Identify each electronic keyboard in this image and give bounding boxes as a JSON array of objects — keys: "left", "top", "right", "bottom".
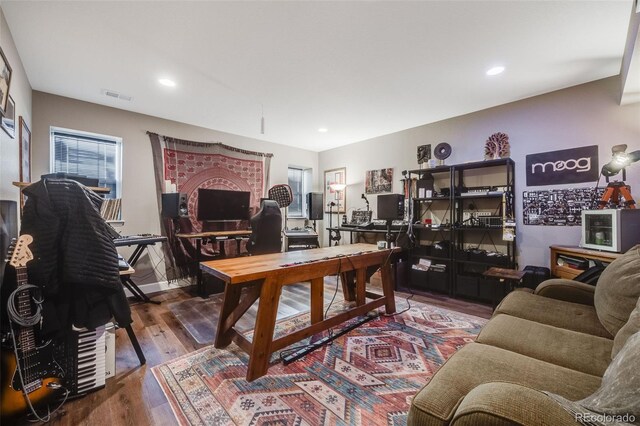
[
  {"left": 55, "top": 326, "right": 107, "bottom": 396},
  {"left": 113, "top": 234, "right": 167, "bottom": 247}
]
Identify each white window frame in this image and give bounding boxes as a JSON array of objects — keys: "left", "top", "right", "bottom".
[
  {"left": 287, "top": 166, "right": 312, "bottom": 218},
  {"left": 49, "top": 126, "right": 123, "bottom": 199}
]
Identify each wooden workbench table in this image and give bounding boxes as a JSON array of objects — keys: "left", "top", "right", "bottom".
[{"left": 200, "top": 243, "right": 399, "bottom": 381}]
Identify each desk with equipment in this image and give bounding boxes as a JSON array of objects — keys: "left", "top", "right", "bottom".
[
  {"left": 329, "top": 194, "right": 408, "bottom": 246},
  {"left": 327, "top": 222, "right": 409, "bottom": 244},
  {"left": 283, "top": 228, "right": 319, "bottom": 251},
  {"left": 175, "top": 229, "right": 253, "bottom": 295},
  {"left": 164, "top": 189, "right": 255, "bottom": 296},
  {"left": 200, "top": 243, "right": 399, "bottom": 381}
]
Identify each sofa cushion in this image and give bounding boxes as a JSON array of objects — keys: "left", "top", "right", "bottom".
[
  {"left": 612, "top": 297, "right": 640, "bottom": 358},
  {"left": 494, "top": 291, "right": 611, "bottom": 338},
  {"left": 545, "top": 331, "right": 640, "bottom": 422},
  {"left": 477, "top": 314, "right": 612, "bottom": 376},
  {"left": 451, "top": 383, "right": 579, "bottom": 426},
  {"left": 594, "top": 244, "right": 640, "bottom": 336},
  {"left": 407, "top": 343, "right": 601, "bottom": 426}
]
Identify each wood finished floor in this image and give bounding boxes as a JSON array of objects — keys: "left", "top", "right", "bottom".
[{"left": 39, "top": 279, "right": 491, "bottom": 426}]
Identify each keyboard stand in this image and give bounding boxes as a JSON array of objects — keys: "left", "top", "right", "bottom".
[
  {"left": 115, "top": 238, "right": 167, "bottom": 304},
  {"left": 123, "top": 324, "right": 146, "bottom": 365},
  {"left": 120, "top": 267, "right": 160, "bottom": 305}
]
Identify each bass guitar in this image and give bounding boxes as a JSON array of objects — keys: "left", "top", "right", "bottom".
[{"left": 0, "top": 235, "right": 65, "bottom": 422}]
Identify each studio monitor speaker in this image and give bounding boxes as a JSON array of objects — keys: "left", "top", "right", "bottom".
[
  {"left": 377, "top": 194, "right": 405, "bottom": 221},
  {"left": 161, "top": 193, "right": 189, "bottom": 218},
  {"left": 306, "top": 192, "right": 323, "bottom": 220}
]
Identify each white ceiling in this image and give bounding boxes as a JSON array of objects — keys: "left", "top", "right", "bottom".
[{"left": 1, "top": 1, "right": 633, "bottom": 152}]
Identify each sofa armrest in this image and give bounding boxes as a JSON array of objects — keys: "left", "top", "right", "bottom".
[
  {"left": 534, "top": 279, "right": 595, "bottom": 306},
  {"left": 451, "top": 382, "right": 579, "bottom": 426}
]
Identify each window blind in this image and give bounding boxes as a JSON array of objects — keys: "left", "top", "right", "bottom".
[{"left": 51, "top": 130, "right": 121, "bottom": 198}]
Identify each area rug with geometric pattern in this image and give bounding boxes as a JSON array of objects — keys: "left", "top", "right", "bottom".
[{"left": 152, "top": 298, "right": 487, "bottom": 426}]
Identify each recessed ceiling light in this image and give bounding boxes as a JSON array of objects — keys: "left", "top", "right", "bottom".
[
  {"left": 486, "top": 66, "right": 505, "bottom": 76},
  {"left": 318, "top": 128, "right": 328, "bottom": 133},
  {"left": 158, "top": 78, "right": 176, "bottom": 87}
]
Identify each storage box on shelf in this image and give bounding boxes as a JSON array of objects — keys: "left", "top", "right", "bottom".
[{"left": 404, "top": 158, "right": 516, "bottom": 304}]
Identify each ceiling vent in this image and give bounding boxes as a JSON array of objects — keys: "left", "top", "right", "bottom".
[{"left": 101, "top": 89, "right": 133, "bottom": 101}]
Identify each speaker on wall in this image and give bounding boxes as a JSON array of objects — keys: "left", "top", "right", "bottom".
[
  {"left": 306, "top": 192, "right": 323, "bottom": 220},
  {"left": 161, "top": 193, "right": 189, "bottom": 218},
  {"left": 377, "top": 194, "right": 405, "bottom": 221}
]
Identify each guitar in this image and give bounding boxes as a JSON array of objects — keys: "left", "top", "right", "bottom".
[{"left": 0, "top": 235, "right": 65, "bottom": 422}]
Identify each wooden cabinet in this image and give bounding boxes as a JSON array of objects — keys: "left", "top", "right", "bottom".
[{"left": 549, "top": 245, "right": 621, "bottom": 280}]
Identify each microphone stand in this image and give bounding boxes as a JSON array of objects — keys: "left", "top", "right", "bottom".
[
  {"left": 386, "top": 220, "right": 394, "bottom": 247},
  {"left": 361, "top": 193, "right": 370, "bottom": 212},
  {"left": 327, "top": 202, "right": 340, "bottom": 246}
]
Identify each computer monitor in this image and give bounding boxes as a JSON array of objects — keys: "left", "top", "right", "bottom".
[{"left": 197, "top": 188, "right": 251, "bottom": 221}]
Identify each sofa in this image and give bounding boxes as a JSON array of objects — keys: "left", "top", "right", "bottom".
[{"left": 408, "top": 245, "right": 640, "bottom": 425}]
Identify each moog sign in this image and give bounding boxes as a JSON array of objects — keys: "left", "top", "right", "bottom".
[
  {"left": 526, "top": 145, "right": 599, "bottom": 186},
  {"left": 531, "top": 157, "right": 591, "bottom": 174}
]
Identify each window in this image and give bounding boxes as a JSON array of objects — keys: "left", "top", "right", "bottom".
[
  {"left": 287, "top": 167, "right": 311, "bottom": 218},
  {"left": 50, "top": 127, "right": 122, "bottom": 199}
]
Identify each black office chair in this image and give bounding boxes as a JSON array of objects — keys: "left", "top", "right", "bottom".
[{"left": 247, "top": 199, "right": 282, "bottom": 255}]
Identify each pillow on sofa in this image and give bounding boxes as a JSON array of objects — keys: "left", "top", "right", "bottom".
[
  {"left": 612, "top": 297, "right": 640, "bottom": 359},
  {"left": 594, "top": 245, "right": 640, "bottom": 336},
  {"left": 545, "top": 330, "right": 640, "bottom": 425}
]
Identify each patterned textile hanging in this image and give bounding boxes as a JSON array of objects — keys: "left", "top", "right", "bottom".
[{"left": 148, "top": 132, "right": 273, "bottom": 280}]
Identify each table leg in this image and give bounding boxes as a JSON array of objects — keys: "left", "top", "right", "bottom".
[
  {"left": 356, "top": 268, "right": 366, "bottom": 306},
  {"left": 310, "top": 277, "right": 324, "bottom": 324},
  {"left": 340, "top": 271, "right": 356, "bottom": 302},
  {"left": 218, "top": 238, "right": 227, "bottom": 257},
  {"left": 247, "top": 276, "right": 282, "bottom": 381},
  {"left": 215, "top": 283, "right": 243, "bottom": 348},
  {"left": 196, "top": 238, "right": 204, "bottom": 297},
  {"left": 380, "top": 261, "right": 396, "bottom": 314},
  {"left": 492, "top": 279, "right": 509, "bottom": 311}
]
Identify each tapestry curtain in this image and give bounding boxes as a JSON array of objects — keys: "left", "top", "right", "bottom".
[{"left": 148, "top": 132, "right": 272, "bottom": 280}]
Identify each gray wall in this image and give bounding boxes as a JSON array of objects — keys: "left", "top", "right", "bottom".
[
  {"left": 0, "top": 8, "right": 32, "bottom": 206},
  {"left": 32, "top": 91, "right": 319, "bottom": 284},
  {"left": 318, "top": 77, "right": 640, "bottom": 268}
]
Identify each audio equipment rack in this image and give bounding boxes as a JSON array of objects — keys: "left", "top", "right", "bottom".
[{"left": 404, "top": 158, "right": 516, "bottom": 303}]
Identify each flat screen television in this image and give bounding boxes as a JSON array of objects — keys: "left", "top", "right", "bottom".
[{"left": 197, "top": 188, "right": 251, "bottom": 221}]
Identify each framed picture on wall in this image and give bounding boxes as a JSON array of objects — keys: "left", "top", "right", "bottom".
[
  {"left": 19, "top": 116, "right": 31, "bottom": 182},
  {"left": 365, "top": 168, "right": 393, "bottom": 194},
  {"left": 0, "top": 46, "right": 12, "bottom": 115},
  {"left": 1, "top": 95, "right": 15, "bottom": 138},
  {"left": 324, "top": 167, "right": 346, "bottom": 213}
]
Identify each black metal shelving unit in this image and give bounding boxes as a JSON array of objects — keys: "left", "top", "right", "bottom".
[{"left": 404, "top": 158, "right": 516, "bottom": 303}]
